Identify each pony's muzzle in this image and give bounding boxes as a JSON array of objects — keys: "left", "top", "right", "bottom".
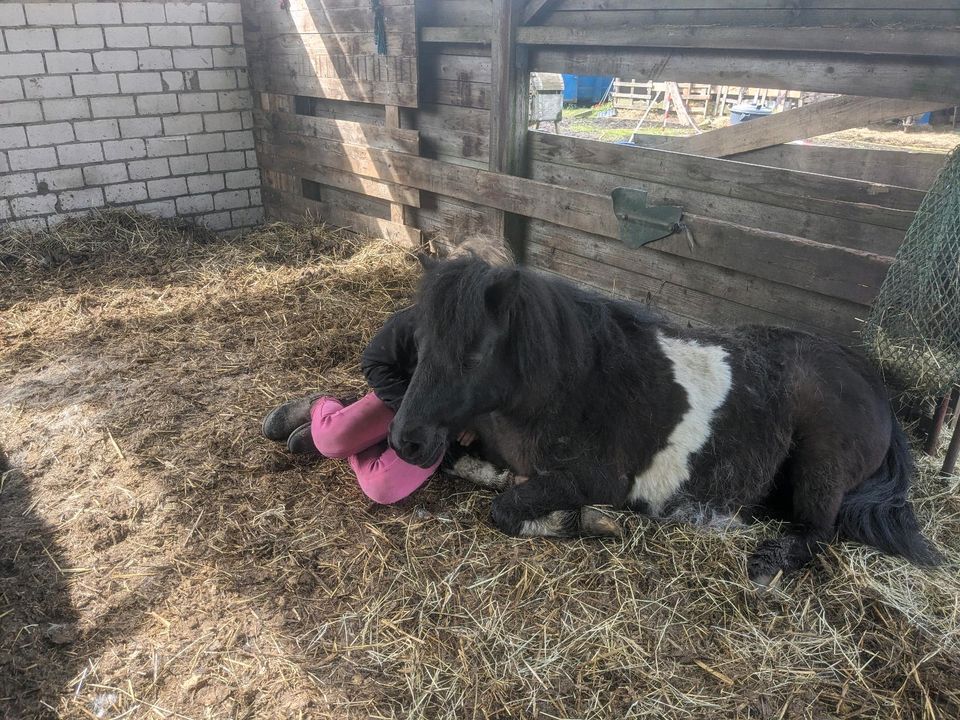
[{"left": 388, "top": 422, "right": 447, "bottom": 469}]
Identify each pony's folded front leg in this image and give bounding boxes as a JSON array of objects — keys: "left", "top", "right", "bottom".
[
  {"left": 517, "top": 507, "right": 621, "bottom": 538},
  {"left": 490, "top": 474, "right": 621, "bottom": 538}
]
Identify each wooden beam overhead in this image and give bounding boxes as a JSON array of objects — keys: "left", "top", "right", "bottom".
[
  {"left": 534, "top": 5, "right": 960, "bottom": 28},
  {"left": 549, "top": 0, "right": 960, "bottom": 11},
  {"left": 644, "top": 95, "right": 950, "bottom": 158},
  {"left": 529, "top": 47, "right": 960, "bottom": 104},
  {"left": 515, "top": 26, "right": 960, "bottom": 58},
  {"left": 420, "top": 25, "right": 960, "bottom": 59}
]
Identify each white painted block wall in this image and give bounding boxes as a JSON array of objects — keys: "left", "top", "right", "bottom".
[{"left": 0, "top": 2, "right": 263, "bottom": 233}]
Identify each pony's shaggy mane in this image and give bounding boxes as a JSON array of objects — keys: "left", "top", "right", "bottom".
[{"left": 416, "top": 257, "right": 663, "bottom": 393}]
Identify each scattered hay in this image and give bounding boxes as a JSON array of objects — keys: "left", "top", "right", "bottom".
[
  {"left": 1, "top": 208, "right": 217, "bottom": 269},
  {"left": 1, "top": 211, "right": 958, "bottom": 719}
]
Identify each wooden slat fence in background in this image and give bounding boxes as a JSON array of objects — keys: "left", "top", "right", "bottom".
[{"left": 243, "top": 0, "right": 959, "bottom": 342}]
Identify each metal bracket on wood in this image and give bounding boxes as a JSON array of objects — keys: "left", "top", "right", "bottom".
[{"left": 611, "top": 187, "right": 684, "bottom": 249}]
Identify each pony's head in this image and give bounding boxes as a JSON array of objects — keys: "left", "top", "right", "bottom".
[{"left": 389, "top": 256, "right": 586, "bottom": 468}]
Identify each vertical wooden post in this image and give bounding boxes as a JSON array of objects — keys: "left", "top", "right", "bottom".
[
  {"left": 489, "top": 0, "right": 529, "bottom": 261},
  {"left": 384, "top": 104, "right": 419, "bottom": 245}
]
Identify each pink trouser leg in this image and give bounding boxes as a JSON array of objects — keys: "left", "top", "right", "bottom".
[
  {"left": 310, "top": 392, "right": 396, "bottom": 459},
  {"left": 310, "top": 392, "right": 440, "bottom": 504},
  {"left": 349, "top": 443, "right": 440, "bottom": 505}
]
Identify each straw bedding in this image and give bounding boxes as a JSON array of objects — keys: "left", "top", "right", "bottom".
[{"left": 1, "top": 210, "right": 958, "bottom": 719}]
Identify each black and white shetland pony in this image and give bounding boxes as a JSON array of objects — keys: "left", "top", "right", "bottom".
[{"left": 389, "top": 256, "right": 941, "bottom": 584}]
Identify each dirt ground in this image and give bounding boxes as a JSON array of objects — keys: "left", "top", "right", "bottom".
[{"left": 1, "top": 212, "right": 959, "bottom": 719}]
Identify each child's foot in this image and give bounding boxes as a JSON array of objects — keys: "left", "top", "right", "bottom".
[
  {"left": 286, "top": 422, "right": 318, "bottom": 454},
  {"left": 261, "top": 393, "right": 323, "bottom": 442}
]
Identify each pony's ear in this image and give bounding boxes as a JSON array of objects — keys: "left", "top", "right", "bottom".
[
  {"left": 416, "top": 251, "right": 439, "bottom": 272},
  {"left": 484, "top": 270, "right": 520, "bottom": 320}
]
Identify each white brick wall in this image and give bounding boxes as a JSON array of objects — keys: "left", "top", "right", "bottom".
[{"left": 0, "top": 2, "right": 261, "bottom": 233}]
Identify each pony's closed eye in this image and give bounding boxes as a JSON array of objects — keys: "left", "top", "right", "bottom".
[{"left": 462, "top": 351, "right": 484, "bottom": 373}]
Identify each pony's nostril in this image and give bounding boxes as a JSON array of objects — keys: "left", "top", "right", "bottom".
[
  {"left": 391, "top": 427, "right": 444, "bottom": 466},
  {"left": 390, "top": 433, "right": 421, "bottom": 461}
]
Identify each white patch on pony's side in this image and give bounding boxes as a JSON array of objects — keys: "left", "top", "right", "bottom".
[{"left": 629, "top": 333, "right": 732, "bottom": 515}]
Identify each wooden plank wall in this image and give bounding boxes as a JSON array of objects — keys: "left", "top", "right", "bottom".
[
  {"left": 242, "top": 0, "right": 959, "bottom": 344},
  {"left": 254, "top": 92, "right": 424, "bottom": 245},
  {"left": 244, "top": 0, "right": 501, "bottom": 247},
  {"left": 242, "top": 0, "right": 425, "bottom": 242},
  {"left": 414, "top": 1, "right": 500, "bottom": 243},
  {"left": 526, "top": 132, "right": 922, "bottom": 340},
  {"left": 243, "top": 0, "right": 418, "bottom": 106}
]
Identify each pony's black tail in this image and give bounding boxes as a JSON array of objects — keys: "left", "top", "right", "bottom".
[{"left": 836, "top": 419, "right": 942, "bottom": 566}]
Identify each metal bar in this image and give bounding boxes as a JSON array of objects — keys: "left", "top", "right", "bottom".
[
  {"left": 941, "top": 401, "right": 960, "bottom": 477},
  {"left": 615, "top": 212, "right": 676, "bottom": 230},
  {"left": 925, "top": 393, "right": 951, "bottom": 455}
]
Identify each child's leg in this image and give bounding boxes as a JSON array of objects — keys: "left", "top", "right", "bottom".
[
  {"left": 312, "top": 391, "right": 440, "bottom": 503},
  {"left": 310, "top": 392, "right": 395, "bottom": 459},
  {"left": 349, "top": 441, "right": 442, "bottom": 505}
]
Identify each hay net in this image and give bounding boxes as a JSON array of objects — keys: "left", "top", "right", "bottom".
[{"left": 863, "top": 144, "right": 960, "bottom": 401}]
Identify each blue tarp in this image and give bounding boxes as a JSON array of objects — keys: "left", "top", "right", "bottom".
[{"left": 562, "top": 75, "right": 614, "bottom": 105}]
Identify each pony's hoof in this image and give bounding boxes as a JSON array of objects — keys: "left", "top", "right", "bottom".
[
  {"left": 749, "top": 570, "right": 783, "bottom": 590},
  {"left": 579, "top": 507, "right": 622, "bottom": 537},
  {"left": 747, "top": 539, "right": 790, "bottom": 587}
]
